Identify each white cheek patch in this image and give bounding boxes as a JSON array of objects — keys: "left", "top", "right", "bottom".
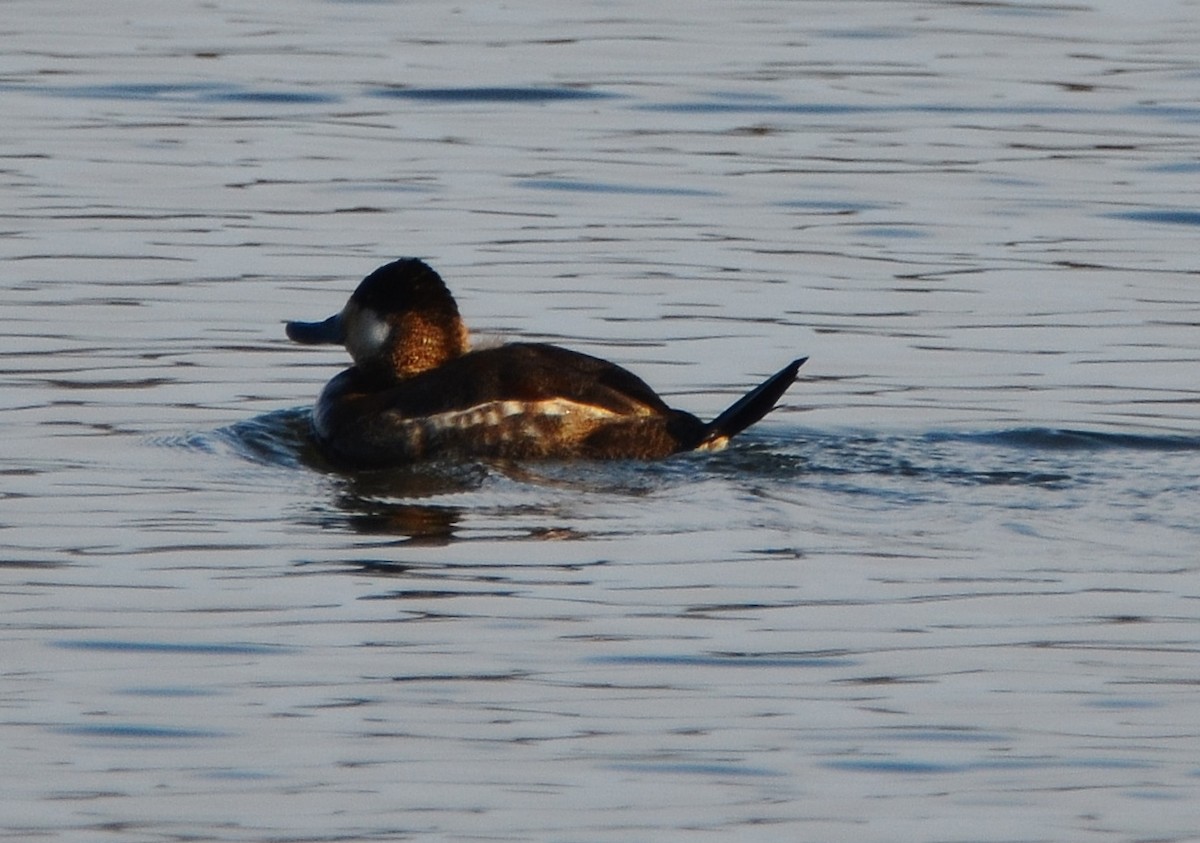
[{"left": 345, "top": 308, "right": 392, "bottom": 363}]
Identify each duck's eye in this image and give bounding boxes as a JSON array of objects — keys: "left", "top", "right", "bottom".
[{"left": 344, "top": 305, "right": 391, "bottom": 362}]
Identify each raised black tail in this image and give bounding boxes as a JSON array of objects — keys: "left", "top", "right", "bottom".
[{"left": 693, "top": 358, "right": 806, "bottom": 450}]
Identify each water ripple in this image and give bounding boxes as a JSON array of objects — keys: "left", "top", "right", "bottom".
[
  {"left": 515, "top": 178, "right": 720, "bottom": 197},
  {"left": 1107, "top": 210, "right": 1200, "bottom": 227},
  {"left": 28, "top": 81, "right": 340, "bottom": 105},
  {"left": 369, "top": 85, "right": 613, "bottom": 103},
  {"left": 188, "top": 410, "right": 1200, "bottom": 512},
  {"left": 55, "top": 640, "right": 295, "bottom": 656}
]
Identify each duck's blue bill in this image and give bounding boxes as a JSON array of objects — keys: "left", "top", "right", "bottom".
[{"left": 285, "top": 314, "right": 345, "bottom": 345}]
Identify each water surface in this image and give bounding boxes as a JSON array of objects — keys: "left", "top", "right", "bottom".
[{"left": 4, "top": 1, "right": 1200, "bottom": 840}]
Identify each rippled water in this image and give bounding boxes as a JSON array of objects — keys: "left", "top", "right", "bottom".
[{"left": 5, "top": 1, "right": 1200, "bottom": 840}]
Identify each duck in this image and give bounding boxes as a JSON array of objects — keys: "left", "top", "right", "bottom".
[{"left": 286, "top": 258, "right": 805, "bottom": 466}]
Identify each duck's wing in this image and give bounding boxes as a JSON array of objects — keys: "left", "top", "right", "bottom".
[
  {"left": 514, "top": 343, "right": 673, "bottom": 414},
  {"left": 376, "top": 343, "right": 674, "bottom": 418}
]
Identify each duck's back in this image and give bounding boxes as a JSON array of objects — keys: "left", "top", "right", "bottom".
[{"left": 314, "top": 343, "right": 705, "bottom": 465}]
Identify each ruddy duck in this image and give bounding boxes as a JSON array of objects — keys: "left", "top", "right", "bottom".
[{"left": 286, "top": 258, "right": 805, "bottom": 466}]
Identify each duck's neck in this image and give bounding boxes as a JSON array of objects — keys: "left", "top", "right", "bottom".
[{"left": 389, "top": 312, "right": 470, "bottom": 379}]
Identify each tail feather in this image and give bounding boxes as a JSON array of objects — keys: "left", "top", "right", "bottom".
[{"left": 694, "top": 358, "right": 806, "bottom": 450}]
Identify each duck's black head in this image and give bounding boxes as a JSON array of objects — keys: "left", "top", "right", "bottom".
[
  {"left": 349, "top": 258, "right": 460, "bottom": 318},
  {"left": 286, "top": 258, "right": 470, "bottom": 380}
]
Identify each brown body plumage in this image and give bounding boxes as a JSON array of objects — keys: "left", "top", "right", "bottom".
[{"left": 286, "top": 259, "right": 804, "bottom": 467}]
